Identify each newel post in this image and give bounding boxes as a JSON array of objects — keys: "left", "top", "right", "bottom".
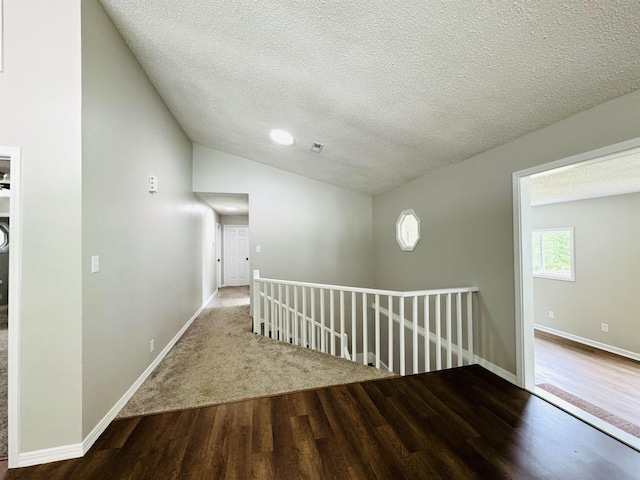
[{"left": 252, "top": 270, "right": 261, "bottom": 334}]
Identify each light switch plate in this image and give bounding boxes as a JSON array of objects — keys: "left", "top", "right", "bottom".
[{"left": 91, "top": 255, "right": 100, "bottom": 273}]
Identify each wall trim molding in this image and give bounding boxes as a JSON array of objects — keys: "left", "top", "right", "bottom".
[
  {"left": 473, "top": 356, "right": 518, "bottom": 384},
  {"left": 535, "top": 324, "right": 640, "bottom": 363},
  {"left": 16, "top": 290, "right": 217, "bottom": 468},
  {"left": 17, "top": 444, "right": 84, "bottom": 468}
]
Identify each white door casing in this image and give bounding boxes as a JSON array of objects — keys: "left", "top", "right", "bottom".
[
  {"left": 224, "top": 225, "right": 249, "bottom": 286},
  {"left": 216, "top": 223, "right": 222, "bottom": 288}
]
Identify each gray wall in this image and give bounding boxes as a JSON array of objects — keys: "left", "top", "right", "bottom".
[
  {"left": 194, "top": 146, "right": 374, "bottom": 288},
  {"left": 81, "top": 0, "right": 213, "bottom": 438},
  {"left": 0, "top": 0, "right": 84, "bottom": 452},
  {"left": 372, "top": 88, "right": 640, "bottom": 374},
  {"left": 533, "top": 192, "right": 640, "bottom": 354}
]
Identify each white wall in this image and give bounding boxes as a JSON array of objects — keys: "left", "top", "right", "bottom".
[
  {"left": 533, "top": 192, "right": 640, "bottom": 354},
  {"left": 194, "top": 146, "right": 373, "bottom": 288},
  {"left": 372, "top": 89, "right": 640, "bottom": 374},
  {"left": 0, "top": 0, "right": 83, "bottom": 452},
  {"left": 81, "top": 0, "right": 212, "bottom": 438}
]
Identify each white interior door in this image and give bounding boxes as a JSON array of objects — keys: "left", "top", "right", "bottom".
[
  {"left": 216, "top": 223, "right": 222, "bottom": 287},
  {"left": 224, "top": 225, "right": 250, "bottom": 286}
]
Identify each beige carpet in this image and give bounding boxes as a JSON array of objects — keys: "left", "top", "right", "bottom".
[{"left": 117, "top": 287, "right": 395, "bottom": 418}]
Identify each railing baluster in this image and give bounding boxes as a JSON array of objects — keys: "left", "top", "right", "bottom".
[
  {"left": 263, "top": 282, "right": 269, "bottom": 337},
  {"left": 293, "top": 286, "right": 299, "bottom": 346},
  {"left": 311, "top": 288, "right": 316, "bottom": 350},
  {"left": 278, "top": 283, "right": 283, "bottom": 341},
  {"left": 467, "top": 292, "right": 473, "bottom": 365},
  {"left": 436, "top": 294, "right": 441, "bottom": 370},
  {"left": 286, "top": 285, "right": 292, "bottom": 343},
  {"left": 375, "top": 294, "right": 380, "bottom": 369},
  {"left": 302, "top": 286, "right": 307, "bottom": 348},
  {"left": 269, "top": 283, "right": 278, "bottom": 338},
  {"left": 320, "top": 289, "right": 326, "bottom": 353},
  {"left": 456, "top": 293, "right": 463, "bottom": 367},
  {"left": 388, "top": 295, "right": 394, "bottom": 373},
  {"left": 362, "top": 293, "right": 368, "bottom": 365},
  {"left": 330, "top": 290, "right": 336, "bottom": 356},
  {"left": 446, "top": 293, "right": 452, "bottom": 368},
  {"left": 351, "top": 292, "right": 356, "bottom": 362},
  {"left": 399, "top": 297, "right": 405, "bottom": 375},
  {"left": 412, "top": 295, "right": 418, "bottom": 375},
  {"left": 424, "top": 294, "right": 430, "bottom": 372},
  {"left": 340, "top": 291, "right": 345, "bottom": 358}
]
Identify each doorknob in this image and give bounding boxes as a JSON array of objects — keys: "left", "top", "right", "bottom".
[{"left": 246, "top": 258, "right": 249, "bottom": 260}]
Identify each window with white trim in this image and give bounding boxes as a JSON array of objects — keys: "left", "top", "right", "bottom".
[{"left": 532, "top": 228, "right": 574, "bottom": 281}]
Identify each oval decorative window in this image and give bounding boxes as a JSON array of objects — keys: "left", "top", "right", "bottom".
[{"left": 396, "top": 210, "right": 420, "bottom": 251}]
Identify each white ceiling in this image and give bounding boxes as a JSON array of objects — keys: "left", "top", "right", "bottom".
[
  {"left": 101, "top": 1, "right": 640, "bottom": 195},
  {"left": 194, "top": 192, "right": 249, "bottom": 216},
  {"left": 531, "top": 149, "right": 640, "bottom": 206}
]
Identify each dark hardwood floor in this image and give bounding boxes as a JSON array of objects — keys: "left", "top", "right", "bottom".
[
  {"left": 535, "top": 329, "right": 640, "bottom": 429},
  {"left": 5, "top": 365, "right": 640, "bottom": 479}
]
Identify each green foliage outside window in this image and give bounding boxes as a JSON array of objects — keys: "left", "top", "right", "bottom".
[{"left": 532, "top": 229, "right": 573, "bottom": 279}]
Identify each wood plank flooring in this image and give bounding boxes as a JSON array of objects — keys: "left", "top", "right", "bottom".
[
  {"left": 5, "top": 365, "right": 640, "bottom": 479},
  {"left": 535, "top": 330, "right": 640, "bottom": 428}
]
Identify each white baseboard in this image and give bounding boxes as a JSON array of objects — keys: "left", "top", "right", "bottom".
[
  {"left": 473, "top": 356, "right": 518, "bottom": 384},
  {"left": 535, "top": 324, "right": 640, "bottom": 363},
  {"left": 17, "top": 290, "right": 218, "bottom": 468},
  {"left": 17, "top": 443, "right": 84, "bottom": 468}
]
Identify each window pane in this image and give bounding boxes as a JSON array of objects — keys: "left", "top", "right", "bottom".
[{"left": 543, "top": 232, "right": 571, "bottom": 276}]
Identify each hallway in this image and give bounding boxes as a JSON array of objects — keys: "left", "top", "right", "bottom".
[{"left": 118, "top": 287, "right": 393, "bottom": 418}]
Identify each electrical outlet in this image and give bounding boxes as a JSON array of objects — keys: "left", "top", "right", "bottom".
[
  {"left": 548, "top": 311, "right": 555, "bottom": 319},
  {"left": 601, "top": 323, "right": 609, "bottom": 333},
  {"left": 150, "top": 339, "right": 154, "bottom": 352}
]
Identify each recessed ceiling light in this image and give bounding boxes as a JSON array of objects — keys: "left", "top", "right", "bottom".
[{"left": 270, "top": 129, "right": 294, "bottom": 146}]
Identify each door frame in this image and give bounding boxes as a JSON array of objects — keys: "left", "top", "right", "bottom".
[
  {"left": 216, "top": 223, "right": 222, "bottom": 288},
  {"left": 512, "top": 136, "right": 640, "bottom": 450},
  {"left": 0, "top": 146, "right": 23, "bottom": 467},
  {"left": 222, "top": 224, "right": 250, "bottom": 287}
]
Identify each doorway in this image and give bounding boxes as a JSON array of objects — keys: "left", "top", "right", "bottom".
[
  {"left": 0, "top": 146, "right": 22, "bottom": 467},
  {"left": 216, "top": 223, "right": 222, "bottom": 288},
  {"left": 514, "top": 136, "right": 640, "bottom": 451},
  {"left": 223, "top": 225, "right": 250, "bottom": 286}
]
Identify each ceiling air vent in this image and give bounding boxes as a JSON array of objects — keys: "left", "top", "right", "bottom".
[{"left": 310, "top": 142, "right": 324, "bottom": 153}]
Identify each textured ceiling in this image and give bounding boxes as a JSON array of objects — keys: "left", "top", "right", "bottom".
[
  {"left": 100, "top": 0, "right": 640, "bottom": 195},
  {"left": 531, "top": 149, "right": 640, "bottom": 206}
]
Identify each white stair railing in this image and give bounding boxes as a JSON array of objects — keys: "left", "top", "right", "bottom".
[{"left": 252, "top": 270, "right": 478, "bottom": 376}]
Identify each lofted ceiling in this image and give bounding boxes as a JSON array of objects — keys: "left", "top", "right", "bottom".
[{"left": 100, "top": 1, "right": 640, "bottom": 196}]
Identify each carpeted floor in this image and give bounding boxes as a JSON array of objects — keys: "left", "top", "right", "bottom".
[
  {"left": 117, "top": 287, "right": 395, "bottom": 418},
  {"left": 538, "top": 383, "right": 640, "bottom": 438}
]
